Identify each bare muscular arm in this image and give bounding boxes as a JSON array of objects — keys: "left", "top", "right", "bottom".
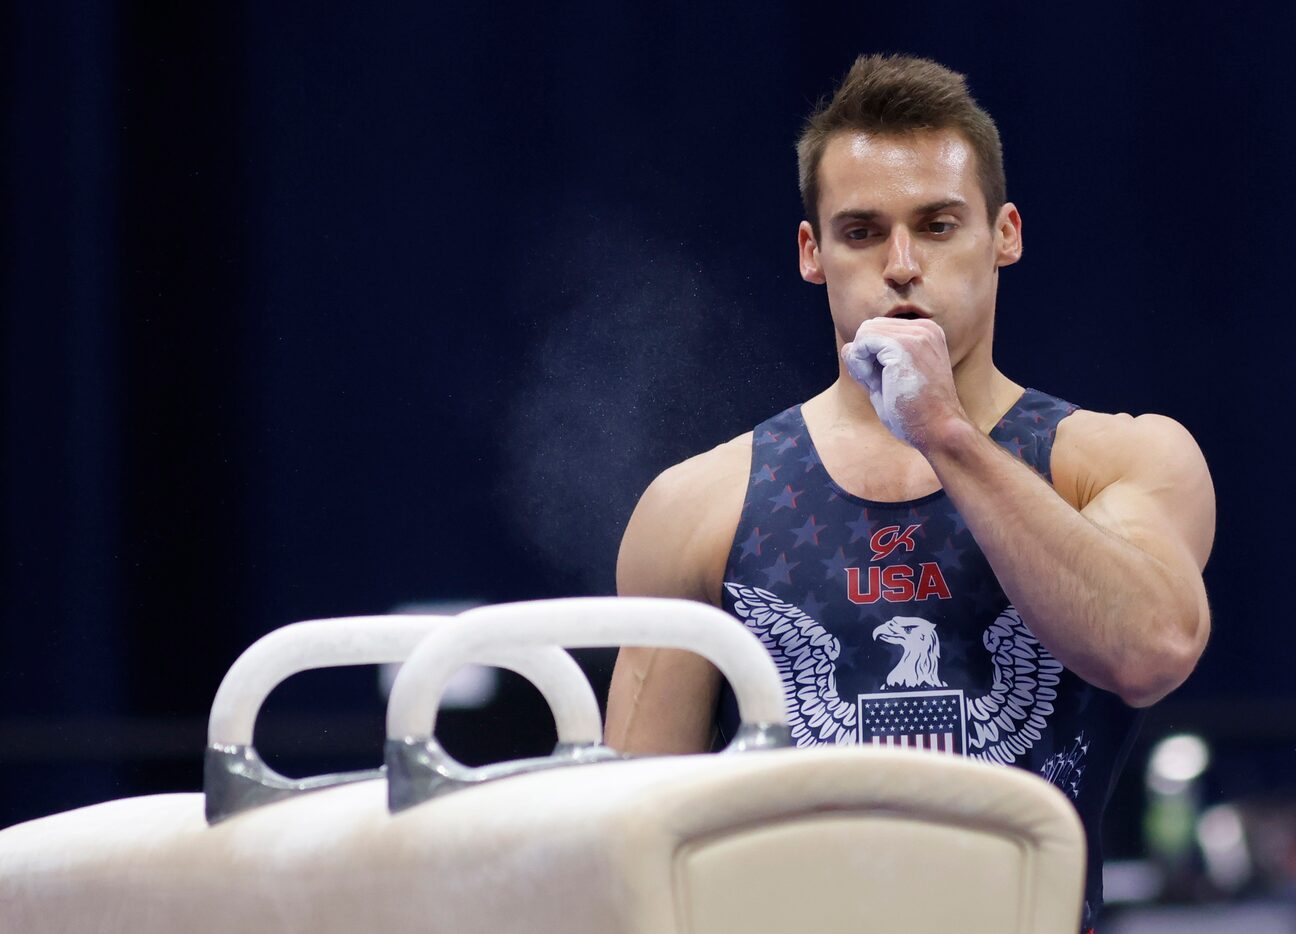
[
  {"left": 845, "top": 317, "right": 1214, "bottom": 708},
  {"left": 923, "top": 410, "right": 1213, "bottom": 707},
  {"left": 604, "top": 439, "right": 749, "bottom": 754}
]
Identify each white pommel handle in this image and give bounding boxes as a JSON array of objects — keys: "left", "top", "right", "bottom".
[
  {"left": 386, "top": 597, "right": 787, "bottom": 743},
  {"left": 208, "top": 616, "right": 601, "bottom": 748}
]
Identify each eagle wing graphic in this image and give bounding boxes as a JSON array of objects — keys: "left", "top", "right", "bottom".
[
  {"left": 966, "top": 605, "right": 1062, "bottom": 765},
  {"left": 724, "top": 583, "right": 856, "bottom": 746},
  {"left": 726, "top": 586, "right": 1061, "bottom": 764}
]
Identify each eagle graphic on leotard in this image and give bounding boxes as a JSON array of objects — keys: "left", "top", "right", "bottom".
[{"left": 724, "top": 583, "right": 1062, "bottom": 765}]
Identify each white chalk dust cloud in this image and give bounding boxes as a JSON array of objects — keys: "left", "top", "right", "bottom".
[{"left": 498, "top": 201, "right": 759, "bottom": 594}]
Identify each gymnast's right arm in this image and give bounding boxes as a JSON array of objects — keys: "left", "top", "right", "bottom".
[{"left": 604, "top": 442, "right": 748, "bottom": 755}]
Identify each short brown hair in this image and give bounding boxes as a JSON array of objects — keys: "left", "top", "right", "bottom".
[{"left": 797, "top": 54, "right": 1005, "bottom": 237}]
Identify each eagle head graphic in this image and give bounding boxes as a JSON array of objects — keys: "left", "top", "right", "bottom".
[{"left": 872, "top": 616, "right": 946, "bottom": 689}]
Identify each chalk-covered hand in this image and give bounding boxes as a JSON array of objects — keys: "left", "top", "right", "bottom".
[{"left": 840, "top": 318, "right": 969, "bottom": 451}]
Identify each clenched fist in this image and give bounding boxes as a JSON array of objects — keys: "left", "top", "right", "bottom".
[{"left": 840, "top": 317, "right": 969, "bottom": 452}]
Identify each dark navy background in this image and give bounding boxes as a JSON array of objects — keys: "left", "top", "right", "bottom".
[{"left": 2, "top": 1, "right": 1290, "bottom": 843}]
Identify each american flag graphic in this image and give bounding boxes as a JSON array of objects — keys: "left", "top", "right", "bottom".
[{"left": 857, "top": 689, "right": 966, "bottom": 754}]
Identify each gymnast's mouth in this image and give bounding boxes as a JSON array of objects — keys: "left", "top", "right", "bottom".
[{"left": 886, "top": 305, "right": 930, "bottom": 320}]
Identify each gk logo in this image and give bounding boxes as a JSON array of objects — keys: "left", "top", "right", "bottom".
[{"left": 869, "top": 524, "right": 921, "bottom": 561}]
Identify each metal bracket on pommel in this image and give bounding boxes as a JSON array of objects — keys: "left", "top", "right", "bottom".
[
  {"left": 203, "top": 615, "right": 609, "bottom": 824},
  {"left": 384, "top": 597, "right": 793, "bottom": 814}
]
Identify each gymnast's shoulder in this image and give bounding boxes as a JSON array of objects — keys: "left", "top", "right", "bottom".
[
  {"left": 1050, "top": 407, "right": 1214, "bottom": 562},
  {"left": 617, "top": 432, "right": 753, "bottom": 604}
]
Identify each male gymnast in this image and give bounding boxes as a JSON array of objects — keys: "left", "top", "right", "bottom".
[{"left": 604, "top": 54, "right": 1215, "bottom": 932}]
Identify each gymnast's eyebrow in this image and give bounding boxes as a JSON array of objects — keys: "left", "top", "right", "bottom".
[
  {"left": 829, "top": 199, "right": 969, "bottom": 226},
  {"left": 829, "top": 208, "right": 881, "bottom": 225},
  {"left": 913, "top": 198, "right": 968, "bottom": 216}
]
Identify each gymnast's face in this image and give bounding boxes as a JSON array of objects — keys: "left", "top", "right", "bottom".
[{"left": 797, "top": 128, "right": 1022, "bottom": 370}]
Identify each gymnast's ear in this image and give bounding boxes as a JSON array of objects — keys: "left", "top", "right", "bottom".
[
  {"left": 994, "top": 203, "right": 1022, "bottom": 269},
  {"left": 799, "top": 220, "right": 826, "bottom": 284}
]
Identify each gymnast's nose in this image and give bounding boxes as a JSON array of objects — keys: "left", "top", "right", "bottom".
[{"left": 884, "top": 227, "right": 922, "bottom": 289}]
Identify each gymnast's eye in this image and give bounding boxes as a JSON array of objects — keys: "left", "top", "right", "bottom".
[
  {"left": 926, "top": 221, "right": 957, "bottom": 235},
  {"left": 845, "top": 227, "right": 881, "bottom": 242}
]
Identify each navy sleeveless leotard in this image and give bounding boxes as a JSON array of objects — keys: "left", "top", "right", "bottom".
[{"left": 717, "top": 388, "right": 1140, "bottom": 932}]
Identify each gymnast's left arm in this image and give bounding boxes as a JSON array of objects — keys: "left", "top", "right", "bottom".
[{"left": 923, "top": 409, "right": 1215, "bottom": 708}]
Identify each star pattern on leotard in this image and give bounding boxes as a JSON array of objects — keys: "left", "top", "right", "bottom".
[
  {"left": 739, "top": 527, "right": 772, "bottom": 560},
  {"left": 934, "top": 538, "right": 963, "bottom": 569},
  {"left": 845, "top": 509, "right": 872, "bottom": 543},
  {"left": 949, "top": 510, "right": 969, "bottom": 536},
  {"left": 935, "top": 626, "right": 977, "bottom": 669},
  {"left": 769, "top": 485, "right": 802, "bottom": 512},
  {"left": 1000, "top": 437, "right": 1027, "bottom": 458},
  {"left": 820, "top": 546, "right": 851, "bottom": 581},
  {"left": 791, "top": 515, "right": 827, "bottom": 548},
  {"left": 799, "top": 590, "right": 828, "bottom": 621},
  {"left": 761, "top": 552, "right": 799, "bottom": 586}
]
